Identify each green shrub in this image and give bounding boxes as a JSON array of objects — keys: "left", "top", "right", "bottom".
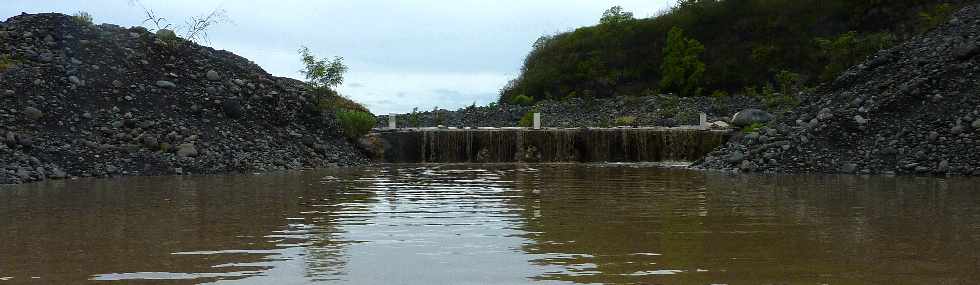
[
  {"left": 675, "top": 109, "right": 701, "bottom": 125},
  {"left": 336, "top": 110, "right": 375, "bottom": 139},
  {"left": 299, "top": 46, "right": 347, "bottom": 89},
  {"left": 919, "top": 4, "right": 954, "bottom": 33},
  {"left": 401, "top": 107, "right": 421, "bottom": 128},
  {"left": 743, "top": 86, "right": 759, "bottom": 98},
  {"left": 614, "top": 116, "right": 637, "bottom": 127},
  {"left": 72, "top": 11, "right": 93, "bottom": 25},
  {"left": 0, "top": 54, "right": 18, "bottom": 72},
  {"left": 313, "top": 87, "right": 369, "bottom": 113},
  {"left": 815, "top": 31, "right": 895, "bottom": 81},
  {"left": 660, "top": 27, "right": 705, "bottom": 97},
  {"left": 742, "top": 122, "right": 765, "bottom": 133},
  {"left": 510, "top": 94, "right": 534, "bottom": 106},
  {"left": 433, "top": 108, "right": 446, "bottom": 126},
  {"left": 660, "top": 95, "right": 680, "bottom": 117},
  {"left": 518, "top": 109, "right": 538, "bottom": 127},
  {"left": 710, "top": 90, "right": 728, "bottom": 98},
  {"left": 487, "top": 102, "right": 498, "bottom": 109}
]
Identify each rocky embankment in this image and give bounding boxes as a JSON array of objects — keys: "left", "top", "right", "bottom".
[
  {"left": 0, "top": 13, "right": 368, "bottom": 184},
  {"left": 697, "top": 4, "right": 980, "bottom": 176},
  {"left": 378, "top": 95, "right": 761, "bottom": 128}
]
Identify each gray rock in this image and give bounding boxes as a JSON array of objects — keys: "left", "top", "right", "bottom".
[
  {"left": 953, "top": 41, "right": 979, "bottom": 60},
  {"left": 973, "top": 119, "right": 980, "bottom": 129},
  {"left": 22, "top": 107, "right": 43, "bottom": 120},
  {"left": 854, "top": 115, "right": 868, "bottom": 125},
  {"left": 726, "top": 151, "right": 745, "bottom": 163},
  {"left": 155, "top": 29, "right": 177, "bottom": 40},
  {"left": 952, "top": 125, "right": 964, "bottom": 135},
  {"left": 142, "top": 136, "right": 159, "bottom": 149},
  {"left": 731, "top": 109, "right": 772, "bottom": 127},
  {"left": 840, "top": 163, "right": 858, "bottom": 174},
  {"left": 206, "top": 70, "right": 220, "bottom": 81},
  {"left": 112, "top": 80, "right": 123, "bottom": 88},
  {"left": 68, "top": 75, "right": 82, "bottom": 86},
  {"left": 177, "top": 143, "right": 198, "bottom": 158},
  {"left": 739, "top": 160, "right": 755, "bottom": 172},
  {"left": 155, "top": 80, "right": 177, "bottom": 89},
  {"left": 817, "top": 108, "right": 834, "bottom": 120},
  {"left": 937, "top": 160, "right": 950, "bottom": 173},
  {"left": 929, "top": 131, "right": 940, "bottom": 142},
  {"left": 49, "top": 167, "right": 67, "bottom": 179},
  {"left": 4, "top": 90, "right": 15, "bottom": 96},
  {"left": 222, "top": 100, "right": 243, "bottom": 119}
]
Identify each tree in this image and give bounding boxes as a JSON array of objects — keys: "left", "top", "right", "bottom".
[
  {"left": 659, "top": 27, "right": 705, "bottom": 97},
  {"left": 298, "top": 46, "right": 348, "bottom": 89},
  {"left": 600, "top": 6, "right": 634, "bottom": 25}
]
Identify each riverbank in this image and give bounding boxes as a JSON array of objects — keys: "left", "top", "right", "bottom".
[
  {"left": 695, "top": 4, "right": 980, "bottom": 176},
  {"left": 0, "top": 13, "right": 368, "bottom": 184}
]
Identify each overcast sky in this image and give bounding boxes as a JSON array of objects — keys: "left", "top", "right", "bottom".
[{"left": 3, "top": 0, "right": 676, "bottom": 114}]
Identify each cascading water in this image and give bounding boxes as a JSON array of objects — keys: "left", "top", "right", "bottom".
[{"left": 377, "top": 128, "right": 730, "bottom": 163}]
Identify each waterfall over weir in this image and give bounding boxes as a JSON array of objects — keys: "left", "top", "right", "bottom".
[{"left": 373, "top": 128, "right": 731, "bottom": 163}]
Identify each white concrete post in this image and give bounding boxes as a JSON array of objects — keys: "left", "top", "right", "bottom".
[
  {"left": 699, "top": 112, "right": 708, "bottom": 128},
  {"left": 388, "top": 113, "right": 397, "bottom": 129},
  {"left": 533, "top": 113, "right": 541, "bottom": 129}
]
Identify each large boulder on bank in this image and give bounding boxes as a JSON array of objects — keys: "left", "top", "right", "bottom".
[{"left": 731, "top": 109, "right": 772, "bottom": 127}]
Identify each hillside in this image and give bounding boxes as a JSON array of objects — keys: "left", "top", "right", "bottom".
[
  {"left": 500, "top": 0, "right": 970, "bottom": 103},
  {"left": 696, "top": 3, "right": 980, "bottom": 175},
  {"left": 0, "top": 13, "right": 368, "bottom": 184}
]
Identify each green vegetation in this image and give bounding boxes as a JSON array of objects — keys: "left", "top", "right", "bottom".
[
  {"left": 659, "top": 27, "right": 704, "bottom": 97},
  {"left": 299, "top": 46, "right": 347, "bottom": 90},
  {"left": 433, "top": 107, "right": 446, "bottom": 126},
  {"left": 298, "top": 46, "right": 369, "bottom": 114},
  {"left": 660, "top": 95, "right": 680, "bottom": 118},
  {"left": 0, "top": 54, "right": 19, "bottom": 72},
  {"left": 500, "top": 0, "right": 962, "bottom": 104},
  {"left": 614, "top": 116, "right": 637, "bottom": 127},
  {"left": 313, "top": 88, "right": 369, "bottom": 113},
  {"left": 518, "top": 109, "right": 538, "bottom": 127},
  {"left": 336, "top": 110, "right": 376, "bottom": 139},
  {"left": 815, "top": 32, "right": 895, "bottom": 81},
  {"left": 919, "top": 3, "right": 955, "bottom": 32},
  {"left": 155, "top": 29, "right": 180, "bottom": 48},
  {"left": 742, "top": 122, "right": 766, "bottom": 133},
  {"left": 72, "top": 11, "right": 93, "bottom": 25},
  {"left": 509, "top": 94, "right": 534, "bottom": 106},
  {"left": 406, "top": 107, "right": 421, "bottom": 128}
]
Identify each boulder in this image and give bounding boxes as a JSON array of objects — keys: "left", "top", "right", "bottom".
[
  {"left": 222, "top": 100, "right": 243, "bottom": 119},
  {"left": 731, "top": 109, "right": 772, "bottom": 127},
  {"left": 176, "top": 143, "right": 198, "bottom": 158},
  {"left": 22, "top": 107, "right": 43, "bottom": 120},
  {"left": 155, "top": 80, "right": 177, "bottom": 89},
  {"left": 206, "top": 70, "right": 220, "bottom": 81}
]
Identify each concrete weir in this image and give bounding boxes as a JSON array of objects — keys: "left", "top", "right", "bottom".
[{"left": 372, "top": 128, "right": 731, "bottom": 163}]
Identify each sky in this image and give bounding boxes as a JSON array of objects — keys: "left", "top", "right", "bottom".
[{"left": 2, "top": 0, "right": 676, "bottom": 114}]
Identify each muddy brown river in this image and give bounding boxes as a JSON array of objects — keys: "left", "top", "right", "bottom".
[{"left": 1, "top": 164, "right": 979, "bottom": 284}]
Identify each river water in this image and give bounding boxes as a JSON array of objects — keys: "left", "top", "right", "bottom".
[{"left": 1, "top": 164, "right": 979, "bottom": 284}]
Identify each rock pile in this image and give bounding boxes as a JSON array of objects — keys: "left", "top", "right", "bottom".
[
  {"left": 378, "top": 95, "right": 761, "bottom": 128},
  {"left": 697, "top": 4, "right": 980, "bottom": 176},
  {"left": 0, "top": 13, "right": 368, "bottom": 184}
]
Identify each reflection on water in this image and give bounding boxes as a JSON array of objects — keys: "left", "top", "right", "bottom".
[{"left": 1, "top": 164, "right": 979, "bottom": 284}]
